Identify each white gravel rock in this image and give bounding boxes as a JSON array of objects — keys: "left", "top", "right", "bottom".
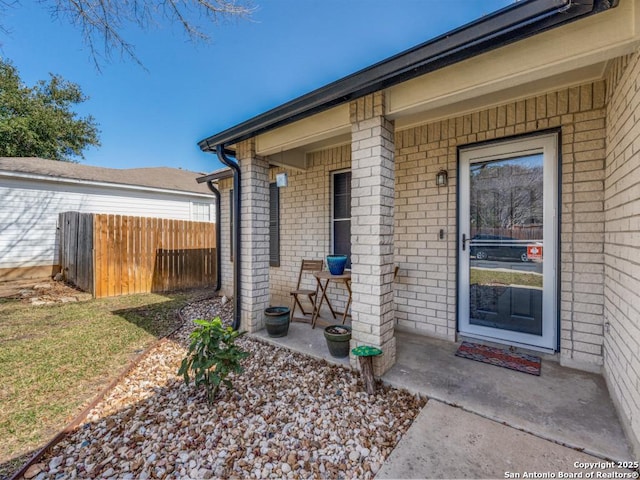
[
  {"left": 27, "top": 295, "right": 424, "bottom": 480},
  {"left": 47, "top": 456, "right": 62, "bottom": 471}
]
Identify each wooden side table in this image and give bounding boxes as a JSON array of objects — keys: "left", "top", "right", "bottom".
[{"left": 311, "top": 271, "right": 352, "bottom": 329}]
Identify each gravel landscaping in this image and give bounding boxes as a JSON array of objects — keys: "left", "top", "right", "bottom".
[{"left": 20, "top": 297, "right": 426, "bottom": 480}]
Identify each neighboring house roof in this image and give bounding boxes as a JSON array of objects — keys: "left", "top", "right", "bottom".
[
  {"left": 0, "top": 157, "right": 212, "bottom": 196},
  {"left": 198, "top": 0, "right": 617, "bottom": 152}
]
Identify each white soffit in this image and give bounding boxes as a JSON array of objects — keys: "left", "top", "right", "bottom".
[
  {"left": 265, "top": 133, "right": 351, "bottom": 171},
  {"left": 256, "top": 104, "right": 350, "bottom": 157},
  {"left": 394, "top": 62, "right": 606, "bottom": 131},
  {"left": 266, "top": 149, "right": 307, "bottom": 171},
  {"left": 387, "top": 0, "right": 639, "bottom": 121}
]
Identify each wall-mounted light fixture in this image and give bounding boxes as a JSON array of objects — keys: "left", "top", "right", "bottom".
[
  {"left": 436, "top": 169, "right": 448, "bottom": 187},
  {"left": 276, "top": 172, "right": 288, "bottom": 187}
]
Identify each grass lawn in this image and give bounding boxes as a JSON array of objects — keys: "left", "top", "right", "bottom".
[
  {"left": 0, "top": 289, "right": 205, "bottom": 474},
  {"left": 470, "top": 268, "right": 543, "bottom": 289}
]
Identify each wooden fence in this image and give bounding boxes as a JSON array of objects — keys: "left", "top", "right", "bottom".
[
  {"left": 470, "top": 225, "right": 543, "bottom": 241},
  {"left": 60, "top": 212, "right": 217, "bottom": 298},
  {"left": 59, "top": 212, "right": 94, "bottom": 293}
]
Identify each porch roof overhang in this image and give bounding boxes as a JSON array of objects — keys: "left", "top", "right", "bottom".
[
  {"left": 196, "top": 166, "right": 233, "bottom": 184},
  {"left": 197, "top": 0, "right": 621, "bottom": 161}
]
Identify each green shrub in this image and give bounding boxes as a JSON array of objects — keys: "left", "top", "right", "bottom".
[{"left": 178, "top": 318, "right": 249, "bottom": 402}]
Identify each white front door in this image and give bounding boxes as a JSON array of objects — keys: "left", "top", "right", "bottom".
[{"left": 459, "top": 133, "right": 558, "bottom": 351}]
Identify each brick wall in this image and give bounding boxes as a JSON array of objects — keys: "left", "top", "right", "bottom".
[
  {"left": 349, "top": 92, "right": 397, "bottom": 375},
  {"left": 394, "top": 80, "right": 607, "bottom": 370},
  {"left": 217, "top": 80, "right": 609, "bottom": 371},
  {"left": 268, "top": 146, "right": 352, "bottom": 313},
  {"left": 237, "top": 140, "right": 270, "bottom": 332},
  {"left": 604, "top": 51, "right": 640, "bottom": 456},
  {"left": 218, "top": 176, "right": 233, "bottom": 299},
  {"left": 218, "top": 147, "right": 353, "bottom": 315},
  {"left": 394, "top": 122, "right": 457, "bottom": 340}
]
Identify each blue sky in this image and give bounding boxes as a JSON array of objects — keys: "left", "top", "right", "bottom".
[{"left": 1, "top": 0, "right": 512, "bottom": 174}]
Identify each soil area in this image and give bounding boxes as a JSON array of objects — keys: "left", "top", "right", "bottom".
[{"left": 0, "top": 278, "right": 92, "bottom": 304}]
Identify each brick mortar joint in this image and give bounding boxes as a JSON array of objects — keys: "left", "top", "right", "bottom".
[{"left": 350, "top": 91, "right": 387, "bottom": 123}]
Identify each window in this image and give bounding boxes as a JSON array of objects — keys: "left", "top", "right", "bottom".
[
  {"left": 228, "top": 185, "right": 279, "bottom": 265},
  {"left": 191, "top": 202, "right": 212, "bottom": 222},
  {"left": 332, "top": 171, "right": 351, "bottom": 268},
  {"left": 269, "top": 182, "right": 280, "bottom": 267}
]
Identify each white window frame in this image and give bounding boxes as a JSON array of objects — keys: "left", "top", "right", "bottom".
[
  {"left": 458, "top": 133, "right": 558, "bottom": 352},
  {"left": 191, "top": 201, "right": 212, "bottom": 222}
]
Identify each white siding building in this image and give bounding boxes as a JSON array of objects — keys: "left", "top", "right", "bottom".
[{"left": 0, "top": 157, "right": 215, "bottom": 280}]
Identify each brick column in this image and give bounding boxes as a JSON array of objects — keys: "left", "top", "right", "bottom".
[
  {"left": 237, "top": 139, "right": 270, "bottom": 333},
  {"left": 350, "top": 92, "right": 396, "bottom": 375}
]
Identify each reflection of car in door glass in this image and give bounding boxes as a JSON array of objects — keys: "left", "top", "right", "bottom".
[{"left": 470, "top": 234, "right": 529, "bottom": 262}]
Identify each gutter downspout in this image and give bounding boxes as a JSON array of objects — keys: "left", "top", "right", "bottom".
[
  {"left": 205, "top": 180, "right": 222, "bottom": 293},
  {"left": 205, "top": 141, "right": 241, "bottom": 331}
]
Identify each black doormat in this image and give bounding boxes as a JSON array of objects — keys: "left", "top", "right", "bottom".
[{"left": 455, "top": 341, "right": 541, "bottom": 376}]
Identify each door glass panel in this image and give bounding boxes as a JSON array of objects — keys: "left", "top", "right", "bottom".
[{"left": 468, "top": 154, "right": 544, "bottom": 336}]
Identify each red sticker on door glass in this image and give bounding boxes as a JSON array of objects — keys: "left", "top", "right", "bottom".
[{"left": 527, "top": 245, "right": 543, "bottom": 260}]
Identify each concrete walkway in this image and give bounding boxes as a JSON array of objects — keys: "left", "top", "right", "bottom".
[
  {"left": 376, "top": 400, "right": 630, "bottom": 479},
  {"left": 385, "top": 331, "right": 630, "bottom": 461},
  {"left": 254, "top": 323, "right": 634, "bottom": 479}
]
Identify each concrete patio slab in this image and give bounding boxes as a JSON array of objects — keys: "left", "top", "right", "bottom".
[
  {"left": 254, "top": 325, "right": 632, "bottom": 464},
  {"left": 384, "top": 331, "right": 631, "bottom": 462},
  {"left": 376, "top": 400, "right": 633, "bottom": 480},
  {"left": 253, "top": 320, "right": 350, "bottom": 367}
]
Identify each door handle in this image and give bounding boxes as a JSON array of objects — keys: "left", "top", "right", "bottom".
[{"left": 462, "top": 233, "right": 467, "bottom": 251}]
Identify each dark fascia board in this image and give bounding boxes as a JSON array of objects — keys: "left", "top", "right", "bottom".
[
  {"left": 198, "top": 0, "right": 616, "bottom": 152},
  {"left": 196, "top": 167, "right": 234, "bottom": 184}
]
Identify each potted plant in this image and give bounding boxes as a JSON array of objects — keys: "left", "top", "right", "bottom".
[
  {"left": 326, "top": 254, "right": 348, "bottom": 275},
  {"left": 264, "top": 306, "right": 290, "bottom": 337},
  {"left": 324, "top": 324, "right": 352, "bottom": 357}
]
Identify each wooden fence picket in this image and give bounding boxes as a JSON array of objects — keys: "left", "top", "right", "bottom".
[{"left": 59, "top": 212, "right": 216, "bottom": 298}]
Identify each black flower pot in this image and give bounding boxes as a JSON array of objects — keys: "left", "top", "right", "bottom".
[
  {"left": 324, "top": 325, "right": 352, "bottom": 358},
  {"left": 264, "top": 306, "right": 290, "bottom": 337}
]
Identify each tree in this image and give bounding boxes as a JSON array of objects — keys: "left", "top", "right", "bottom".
[
  {"left": 470, "top": 158, "right": 544, "bottom": 237},
  {"left": 0, "top": 59, "right": 100, "bottom": 161},
  {"left": 2, "top": 0, "right": 254, "bottom": 68}
]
